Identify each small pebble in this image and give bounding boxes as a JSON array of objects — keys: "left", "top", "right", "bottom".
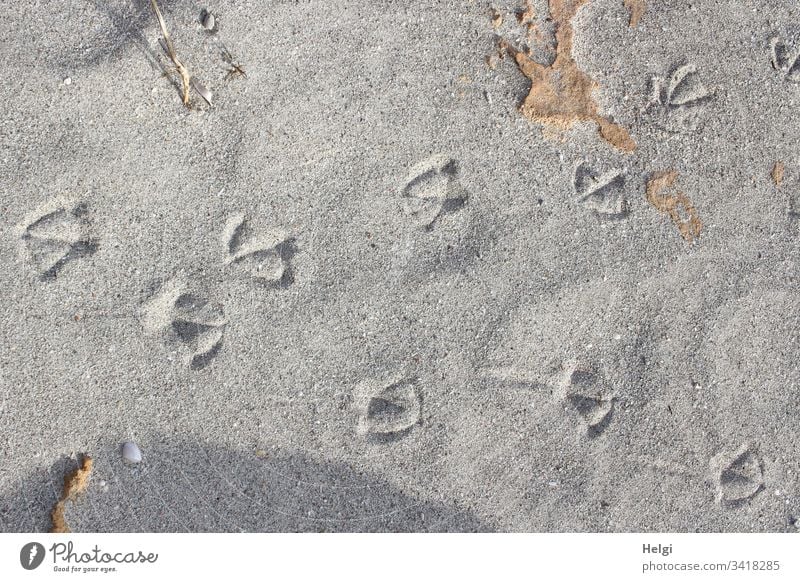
[
  {"left": 121, "top": 441, "right": 142, "bottom": 464},
  {"left": 201, "top": 10, "right": 215, "bottom": 31},
  {"left": 63, "top": 77, "right": 72, "bottom": 85}
]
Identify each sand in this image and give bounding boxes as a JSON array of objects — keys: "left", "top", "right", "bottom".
[{"left": 0, "top": 0, "right": 799, "bottom": 532}]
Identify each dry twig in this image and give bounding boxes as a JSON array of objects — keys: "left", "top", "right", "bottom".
[
  {"left": 150, "top": 0, "right": 192, "bottom": 106},
  {"left": 223, "top": 48, "right": 248, "bottom": 80}
]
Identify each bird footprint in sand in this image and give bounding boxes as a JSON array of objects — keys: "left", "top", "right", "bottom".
[
  {"left": 354, "top": 376, "right": 422, "bottom": 438},
  {"left": 559, "top": 365, "right": 615, "bottom": 437},
  {"left": 222, "top": 213, "right": 296, "bottom": 287},
  {"left": 710, "top": 443, "right": 765, "bottom": 506},
  {"left": 16, "top": 197, "right": 99, "bottom": 280},
  {"left": 573, "top": 162, "right": 629, "bottom": 220},
  {"left": 400, "top": 155, "right": 468, "bottom": 230},
  {"left": 478, "top": 361, "right": 615, "bottom": 437},
  {"left": 140, "top": 277, "right": 227, "bottom": 371},
  {"left": 771, "top": 37, "right": 800, "bottom": 81},
  {"left": 645, "top": 64, "right": 713, "bottom": 134}
]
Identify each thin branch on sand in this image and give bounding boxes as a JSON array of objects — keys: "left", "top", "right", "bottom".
[
  {"left": 150, "top": 0, "right": 192, "bottom": 106},
  {"left": 223, "top": 47, "right": 247, "bottom": 80}
]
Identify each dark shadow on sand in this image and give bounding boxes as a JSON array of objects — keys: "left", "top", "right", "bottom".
[{"left": 0, "top": 439, "right": 492, "bottom": 533}]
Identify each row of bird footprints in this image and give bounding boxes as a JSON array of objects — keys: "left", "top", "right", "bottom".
[
  {"left": 12, "top": 51, "right": 800, "bottom": 275},
  {"left": 11, "top": 200, "right": 777, "bottom": 481},
  {"left": 15, "top": 157, "right": 462, "bottom": 373},
  {"left": 15, "top": 150, "right": 799, "bottom": 371},
  {"left": 15, "top": 199, "right": 294, "bottom": 370},
  {"left": 481, "top": 360, "right": 766, "bottom": 506},
  {"left": 346, "top": 366, "right": 766, "bottom": 507},
  {"left": 139, "top": 214, "right": 295, "bottom": 370},
  {"left": 480, "top": 357, "right": 767, "bottom": 508}
]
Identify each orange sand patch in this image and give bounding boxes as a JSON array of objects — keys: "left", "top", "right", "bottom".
[
  {"left": 516, "top": 0, "right": 536, "bottom": 24},
  {"left": 491, "top": 8, "right": 503, "bottom": 29},
  {"left": 646, "top": 170, "right": 703, "bottom": 243},
  {"left": 771, "top": 161, "right": 785, "bottom": 188},
  {"left": 499, "top": 0, "right": 636, "bottom": 152},
  {"left": 50, "top": 455, "right": 93, "bottom": 533},
  {"left": 624, "top": 0, "right": 645, "bottom": 28},
  {"left": 516, "top": 0, "right": 548, "bottom": 51}
]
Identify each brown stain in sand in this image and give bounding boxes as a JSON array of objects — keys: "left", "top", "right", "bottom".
[
  {"left": 516, "top": 0, "right": 536, "bottom": 24},
  {"left": 50, "top": 455, "right": 93, "bottom": 533},
  {"left": 516, "top": 0, "right": 549, "bottom": 51},
  {"left": 771, "top": 161, "right": 785, "bottom": 188},
  {"left": 646, "top": 170, "right": 702, "bottom": 243},
  {"left": 498, "top": 1, "right": 636, "bottom": 152},
  {"left": 491, "top": 8, "right": 503, "bottom": 29},
  {"left": 624, "top": 0, "right": 646, "bottom": 28}
]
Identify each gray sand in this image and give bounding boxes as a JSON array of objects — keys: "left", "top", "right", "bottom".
[{"left": 1, "top": 0, "right": 799, "bottom": 532}]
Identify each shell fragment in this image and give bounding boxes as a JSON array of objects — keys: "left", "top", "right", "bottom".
[{"left": 121, "top": 441, "right": 142, "bottom": 464}]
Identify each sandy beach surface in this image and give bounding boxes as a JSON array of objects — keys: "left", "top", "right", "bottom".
[{"left": 1, "top": 0, "right": 799, "bottom": 532}]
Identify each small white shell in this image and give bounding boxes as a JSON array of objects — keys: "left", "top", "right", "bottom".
[
  {"left": 201, "top": 10, "right": 215, "bottom": 31},
  {"left": 121, "top": 441, "right": 142, "bottom": 464},
  {"left": 192, "top": 79, "right": 213, "bottom": 105}
]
